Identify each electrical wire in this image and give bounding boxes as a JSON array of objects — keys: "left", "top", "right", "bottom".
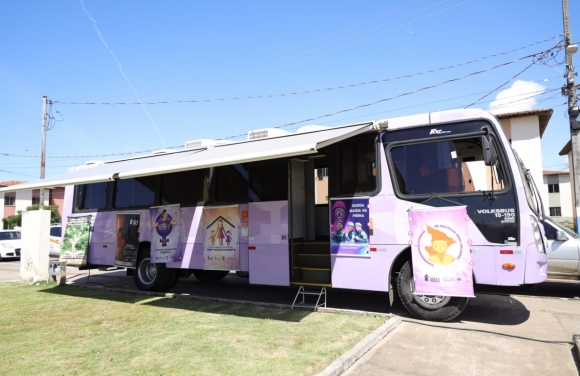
[
  {"left": 0, "top": 168, "right": 39, "bottom": 178},
  {"left": 51, "top": 38, "right": 561, "bottom": 106},
  {"left": 223, "top": 0, "right": 424, "bottom": 73},
  {"left": 2, "top": 82, "right": 563, "bottom": 160}
]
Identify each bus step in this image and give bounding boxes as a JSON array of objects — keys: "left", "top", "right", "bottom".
[{"left": 291, "top": 286, "right": 327, "bottom": 311}]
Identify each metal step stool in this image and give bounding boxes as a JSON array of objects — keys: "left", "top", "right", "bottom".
[{"left": 291, "top": 286, "right": 326, "bottom": 311}]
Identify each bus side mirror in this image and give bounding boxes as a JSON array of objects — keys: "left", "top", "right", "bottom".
[{"left": 482, "top": 135, "right": 497, "bottom": 166}]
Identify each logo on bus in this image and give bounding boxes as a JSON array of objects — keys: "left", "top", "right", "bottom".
[
  {"left": 429, "top": 128, "right": 451, "bottom": 135},
  {"left": 415, "top": 225, "right": 464, "bottom": 266}
]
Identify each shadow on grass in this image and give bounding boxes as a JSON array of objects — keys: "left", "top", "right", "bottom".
[{"left": 40, "top": 285, "right": 311, "bottom": 322}]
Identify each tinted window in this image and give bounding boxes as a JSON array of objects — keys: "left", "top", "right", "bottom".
[
  {"left": 209, "top": 165, "right": 249, "bottom": 204},
  {"left": 0, "top": 231, "right": 21, "bottom": 240},
  {"left": 115, "top": 177, "right": 156, "bottom": 208},
  {"left": 160, "top": 169, "right": 208, "bottom": 206},
  {"left": 248, "top": 162, "right": 287, "bottom": 202},
  {"left": 390, "top": 137, "right": 506, "bottom": 195},
  {"left": 340, "top": 138, "right": 377, "bottom": 194},
  {"left": 75, "top": 182, "right": 108, "bottom": 210},
  {"left": 50, "top": 227, "right": 62, "bottom": 237}
]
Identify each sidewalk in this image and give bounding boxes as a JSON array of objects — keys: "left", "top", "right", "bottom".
[{"left": 342, "top": 294, "right": 580, "bottom": 376}]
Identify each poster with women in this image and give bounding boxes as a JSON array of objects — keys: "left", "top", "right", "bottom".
[
  {"left": 329, "top": 198, "right": 371, "bottom": 256},
  {"left": 114, "top": 213, "right": 140, "bottom": 267},
  {"left": 408, "top": 205, "right": 475, "bottom": 297},
  {"left": 203, "top": 205, "right": 240, "bottom": 270},
  {"left": 150, "top": 204, "right": 182, "bottom": 263}
]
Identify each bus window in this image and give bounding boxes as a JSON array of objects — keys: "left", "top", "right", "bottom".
[
  {"left": 114, "top": 176, "right": 157, "bottom": 208},
  {"left": 248, "top": 162, "right": 287, "bottom": 202},
  {"left": 75, "top": 182, "right": 108, "bottom": 211},
  {"left": 160, "top": 169, "right": 208, "bottom": 206},
  {"left": 339, "top": 138, "right": 377, "bottom": 195},
  {"left": 390, "top": 137, "right": 506, "bottom": 195},
  {"left": 208, "top": 165, "right": 249, "bottom": 204}
]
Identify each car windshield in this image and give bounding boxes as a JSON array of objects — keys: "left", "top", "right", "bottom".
[
  {"left": 0, "top": 231, "right": 21, "bottom": 240},
  {"left": 546, "top": 218, "right": 579, "bottom": 239}
]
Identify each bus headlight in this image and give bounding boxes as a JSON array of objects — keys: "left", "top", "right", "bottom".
[{"left": 530, "top": 216, "right": 546, "bottom": 253}]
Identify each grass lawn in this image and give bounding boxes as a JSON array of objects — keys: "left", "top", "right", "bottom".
[{"left": 0, "top": 282, "right": 386, "bottom": 376}]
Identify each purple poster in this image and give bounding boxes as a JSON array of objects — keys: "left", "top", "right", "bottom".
[
  {"left": 408, "top": 206, "right": 475, "bottom": 297},
  {"left": 150, "top": 204, "right": 182, "bottom": 263},
  {"left": 330, "top": 198, "right": 371, "bottom": 256}
]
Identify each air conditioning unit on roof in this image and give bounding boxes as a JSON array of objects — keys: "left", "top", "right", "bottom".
[
  {"left": 247, "top": 128, "right": 291, "bottom": 141},
  {"left": 184, "top": 139, "right": 234, "bottom": 150}
]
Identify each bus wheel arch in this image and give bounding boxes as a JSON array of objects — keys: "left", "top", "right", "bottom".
[
  {"left": 390, "top": 247, "right": 469, "bottom": 322},
  {"left": 397, "top": 261, "right": 468, "bottom": 322},
  {"left": 133, "top": 243, "right": 173, "bottom": 292}
]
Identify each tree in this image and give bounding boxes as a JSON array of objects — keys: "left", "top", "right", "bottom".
[{"left": 2, "top": 204, "right": 61, "bottom": 229}]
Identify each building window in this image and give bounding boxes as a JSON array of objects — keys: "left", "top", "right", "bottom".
[
  {"left": 548, "top": 184, "right": 560, "bottom": 193},
  {"left": 32, "top": 197, "right": 40, "bottom": 205},
  {"left": 549, "top": 207, "right": 562, "bottom": 217},
  {"left": 4, "top": 196, "right": 15, "bottom": 206}
]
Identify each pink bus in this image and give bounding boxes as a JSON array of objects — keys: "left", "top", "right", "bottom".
[{"left": 9, "top": 108, "right": 548, "bottom": 321}]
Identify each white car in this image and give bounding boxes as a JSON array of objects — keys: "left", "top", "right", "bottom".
[
  {"left": 49, "top": 224, "right": 63, "bottom": 258},
  {"left": 542, "top": 218, "right": 580, "bottom": 278},
  {"left": 0, "top": 230, "right": 22, "bottom": 260}
]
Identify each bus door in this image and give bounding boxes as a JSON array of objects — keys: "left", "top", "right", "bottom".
[
  {"left": 289, "top": 157, "right": 331, "bottom": 286},
  {"left": 245, "top": 160, "right": 291, "bottom": 286}
]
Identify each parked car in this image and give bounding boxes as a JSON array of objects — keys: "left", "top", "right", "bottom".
[
  {"left": 542, "top": 218, "right": 580, "bottom": 278},
  {"left": 0, "top": 230, "right": 22, "bottom": 260},
  {"left": 49, "top": 224, "right": 63, "bottom": 258}
]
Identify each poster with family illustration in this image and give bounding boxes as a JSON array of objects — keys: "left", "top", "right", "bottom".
[
  {"left": 203, "top": 205, "right": 240, "bottom": 270},
  {"left": 408, "top": 205, "right": 475, "bottom": 297},
  {"left": 150, "top": 204, "right": 182, "bottom": 263},
  {"left": 330, "top": 198, "right": 371, "bottom": 256}
]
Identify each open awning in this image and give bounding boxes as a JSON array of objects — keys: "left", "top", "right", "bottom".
[{"left": 1, "top": 121, "right": 380, "bottom": 192}]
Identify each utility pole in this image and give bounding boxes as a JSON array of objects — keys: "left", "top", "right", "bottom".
[
  {"left": 40, "top": 96, "right": 47, "bottom": 210},
  {"left": 562, "top": 0, "right": 580, "bottom": 232}
]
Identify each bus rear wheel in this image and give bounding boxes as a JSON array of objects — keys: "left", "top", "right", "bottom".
[
  {"left": 133, "top": 249, "right": 171, "bottom": 292},
  {"left": 396, "top": 261, "right": 468, "bottom": 322}
]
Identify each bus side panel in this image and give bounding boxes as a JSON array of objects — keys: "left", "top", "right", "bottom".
[
  {"left": 331, "top": 245, "right": 407, "bottom": 292},
  {"left": 168, "top": 206, "right": 203, "bottom": 269},
  {"left": 248, "top": 201, "right": 289, "bottom": 286},
  {"left": 87, "top": 211, "right": 115, "bottom": 265},
  {"left": 525, "top": 243, "right": 548, "bottom": 284}
]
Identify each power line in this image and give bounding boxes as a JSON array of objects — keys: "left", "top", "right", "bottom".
[
  {"left": 223, "top": 0, "right": 424, "bottom": 73},
  {"left": 51, "top": 37, "right": 561, "bottom": 106},
  {"left": 3, "top": 48, "right": 563, "bottom": 161},
  {"left": 0, "top": 169, "right": 39, "bottom": 178}
]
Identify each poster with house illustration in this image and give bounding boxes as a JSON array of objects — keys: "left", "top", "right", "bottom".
[{"left": 203, "top": 205, "right": 239, "bottom": 270}]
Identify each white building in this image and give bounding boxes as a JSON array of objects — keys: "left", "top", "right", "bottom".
[
  {"left": 495, "top": 108, "right": 553, "bottom": 215},
  {"left": 542, "top": 170, "right": 573, "bottom": 225}
]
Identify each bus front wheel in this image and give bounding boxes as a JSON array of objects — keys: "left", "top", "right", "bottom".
[
  {"left": 396, "top": 261, "right": 468, "bottom": 322},
  {"left": 134, "top": 250, "right": 171, "bottom": 292}
]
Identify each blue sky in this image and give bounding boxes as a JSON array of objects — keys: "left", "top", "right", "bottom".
[{"left": 1, "top": 0, "right": 578, "bottom": 182}]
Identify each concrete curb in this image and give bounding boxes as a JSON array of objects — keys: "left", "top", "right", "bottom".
[
  {"left": 316, "top": 317, "right": 402, "bottom": 376},
  {"left": 70, "top": 284, "right": 393, "bottom": 318},
  {"left": 573, "top": 333, "right": 580, "bottom": 364}
]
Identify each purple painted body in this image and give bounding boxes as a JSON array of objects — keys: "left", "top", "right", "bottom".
[{"left": 61, "top": 109, "right": 547, "bottom": 294}]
